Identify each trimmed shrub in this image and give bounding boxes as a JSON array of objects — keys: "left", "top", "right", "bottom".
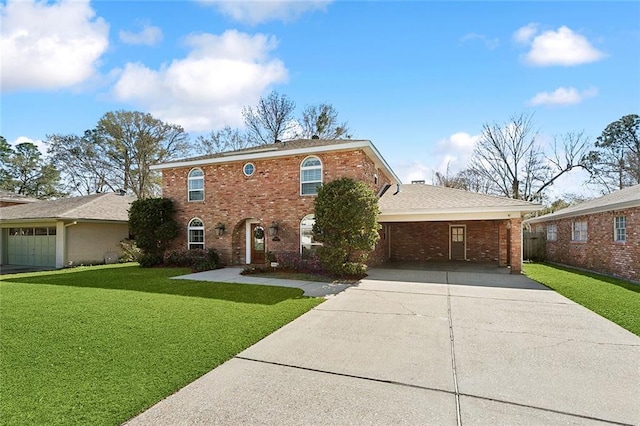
[
  {"left": 138, "top": 252, "right": 163, "bottom": 268},
  {"left": 164, "top": 248, "right": 220, "bottom": 272}
]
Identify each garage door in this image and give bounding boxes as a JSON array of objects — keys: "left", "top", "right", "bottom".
[{"left": 7, "top": 227, "right": 56, "bottom": 267}]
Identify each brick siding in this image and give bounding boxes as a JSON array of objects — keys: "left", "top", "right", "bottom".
[
  {"left": 162, "top": 149, "right": 391, "bottom": 265},
  {"left": 541, "top": 207, "right": 639, "bottom": 282}
]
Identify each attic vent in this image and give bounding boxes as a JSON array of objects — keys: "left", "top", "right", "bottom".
[
  {"left": 411, "top": 180, "right": 425, "bottom": 184},
  {"left": 311, "top": 135, "right": 320, "bottom": 139}
]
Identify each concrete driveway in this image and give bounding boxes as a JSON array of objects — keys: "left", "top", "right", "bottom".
[{"left": 127, "top": 267, "right": 640, "bottom": 425}]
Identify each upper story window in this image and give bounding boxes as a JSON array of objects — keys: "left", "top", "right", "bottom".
[
  {"left": 188, "top": 218, "right": 204, "bottom": 250},
  {"left": 300, "top": 156, "right": 322, "bottom": 195},
  {"left": 188, "top": 168, "right": 204, "bottom": 201},
  {"left": 571, "top": 221, "right": 587, "bottom": 241},
  {"left": 546, "top": 224, "right": 557, "bottom": 241},
  {"left": 300, "top": 214, "right": 322, "bottom": 258},
  {"left": 614, "top": 216, "right": 626, "bottom": 242},
  {"left": 243, "top": 163, "right": 255, "bottom": 177}
]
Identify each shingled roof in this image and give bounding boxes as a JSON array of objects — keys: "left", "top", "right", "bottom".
[
  {"left": 527, "top": 183, "right": 640, "bottom": 223},
  {"left": 0, "top": 193, "right": 135, "bottom": 222},
  {"left": 0, "top": 190, "right": 39, "bottom": 204}
]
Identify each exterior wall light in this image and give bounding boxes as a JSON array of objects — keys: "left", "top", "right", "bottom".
[
  {"left": 215, "top": 222, "right": 226, "bottom": 236},
  {"left": 269, "top": 221, "right": 279, "bottom": 238}
]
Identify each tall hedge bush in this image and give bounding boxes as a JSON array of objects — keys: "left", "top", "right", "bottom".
[{"left": 128, "top": 198, "right": 179, "bottom": 266}]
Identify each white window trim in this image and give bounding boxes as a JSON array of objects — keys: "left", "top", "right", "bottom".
[
  {"left": 614, "top": 216, "right": 626, "bottom": 242},
  {"left": 245, "top": 219, "right": 261, "bottom": 264},
  {"left": 300, "top": 214, "right": 322, "bottom": 255},
  {"left": 571, "top": 221, "right": 587, "bottom": 242},
  {"left": 243, "top": 162, "right": 255, "bottom": 177},
  {"left": 547, "top": 224, "right": 557, "bottom": 242},
  {"left": 300, "top": 156, "right": 322, "bottom": 196},
  {"left": 188, "top": 168, "right": 204, "bottom": 202},
  {"left": 188, "top": 218, "right": 205, "bottom": 249}
]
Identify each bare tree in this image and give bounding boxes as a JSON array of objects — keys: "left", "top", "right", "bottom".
[
  {"left": 242, "top": 91, "right": 296, "bottom": 144},
  {"left": 469, "top": 113, "right": 591, "bottom": 202},
  {"left": 48, "top": 130, "right": 121, "bottom": 195},
  {"left": 299, "top": 103, "right": 351, "bottom": 139},
  {"left": 96, "top": 111, "right": 190, "bottom": 198},
  {"left": 194, "top": 126, "right": 253, "bottom": 155}
]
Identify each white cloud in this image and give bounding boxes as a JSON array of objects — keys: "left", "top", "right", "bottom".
[
  {"left": 518, "top": 25, "right": 605, "bottom": 66},
  {"left": 394, "top": 160, "right": 431, "bottom": 184},
  {"left": 529, "top": 86, "right": 598, "bottom": 106},
  {"left": 119, "top": 23, "right": 163, "bottom": 46},
  {"left": 0, "top": 0, "right": 109, "bottom": 92},
  {"left": 112, "top": 30, "right": 288, "bottom": 132},
  {"left": 460, "top": 33, "right": 500, "bottom": 49},
  {"left": 198, "top": 0, "right": 331, "bottom": 24},
  {"left": 513, "top": 23, "right": 539, "bottom": 44},
  {"left": 433, "top": 132, "right": 479, "bottom": 173},
  {"left": 10, "top": 136, "right": 48, "bottom": 158}
]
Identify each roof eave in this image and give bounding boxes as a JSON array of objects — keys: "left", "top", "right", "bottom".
[{"left": 525, "top": 199, "right": 640, "bottom": 223}]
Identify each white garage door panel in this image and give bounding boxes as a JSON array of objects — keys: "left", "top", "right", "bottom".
[{"left": 7, "top": 227, "right": 56, "bottom": 267}]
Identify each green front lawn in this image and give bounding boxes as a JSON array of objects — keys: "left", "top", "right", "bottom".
[
  {"left": 0, "top": 264, "right": 323, "bottom": 425},
  {"left": 524, "top": 263, "right": 640, "bottom": 336}
]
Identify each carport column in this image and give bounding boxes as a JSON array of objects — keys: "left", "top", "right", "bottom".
[
  {"left": 498, "top": 221, "right": 508, "bottom": 266},
  {"left": 509, "top": 217, "right": 522, "bottom": 274}
]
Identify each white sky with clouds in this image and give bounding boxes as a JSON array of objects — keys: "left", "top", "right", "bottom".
[{"left": 2, "top": 0, "right": 639, "bottom": 200}]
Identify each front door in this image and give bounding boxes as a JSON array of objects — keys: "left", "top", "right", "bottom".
[
  {"left": 250, "top": 224, "right": 266, "bottom": 264},
  {"left": 450, "top": 226, "right": 465, "bottom": 260}
]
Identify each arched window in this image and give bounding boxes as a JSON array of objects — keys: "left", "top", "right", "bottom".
[
  {"left": 300, "top": 156, "right": 322, "bottom": 195},
  {"left": 188, "top": 168, "right": 204, "bottom": 201},
  {"left": 188, "top": 218, "right": 204, "bottom": 250},
  {"left": 300, "top": 214, "right": 322, "bottom": 258}
]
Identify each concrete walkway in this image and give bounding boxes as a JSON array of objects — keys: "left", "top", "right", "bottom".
[
  {"left": 128, "top": 267, "right": 640, "bottom": 425},
  {"left": 172, "top": 267, "right": 352, "bottom": 297}
]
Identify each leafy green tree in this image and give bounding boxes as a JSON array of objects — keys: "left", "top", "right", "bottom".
[
  {"left": 0, "top": 140, "right": 64, "bottom": 199},
  {"left": 313, "top": 178, "right": 380, "bottom": 276},
  {"left": 96, "top": 111, "right": 190, "bottom": 198},
  {"left": 299, "top": 103, "right": 351, "bottom": 139},
  {"left": 128, "top": 198, "right": 179, "bottom": 266},
  {"left": 586, "top": 114, "right": 639, "bottom": 192},
  {"left": 242, "top": 91, "right": 297, "bottom": 144}
]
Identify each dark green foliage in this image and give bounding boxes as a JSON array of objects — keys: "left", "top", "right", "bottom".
[
  {"left": 0, "top": 139, "right": 65, "bottom": 199},
  {"left": 128, "top": 198, "right": 179, "bottom": 262},
  {"left": 164, "top": 248, "right": 220, "bottom": 272},
  {"left": 586, "top": 114, "right": 640, "bottom": 191},
  {"left": 313, "top": 177, "right": 379, "bottom": 276},
  {"left": 138, "top": 252, "right": 164, "bottom": 267}
]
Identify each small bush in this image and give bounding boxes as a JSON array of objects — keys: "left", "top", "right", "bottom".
[
  {"left": 119, "top": 239, "right": 142, "bottom": 262},
  {"left": 164, "top": 248, "right": 220, "bottom": 272},
  {"left": 341, "top": 262, "right": 367, "bottom": 277},
  {"left": 138, "top": 252, "right": 164, "bottom": 268},
  {"left": 275, "top": 251, "right": 323, "bottom": 274}
]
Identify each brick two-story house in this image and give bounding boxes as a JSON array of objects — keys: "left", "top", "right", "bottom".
[
  {"left": 153, "top": 139, "right": 541, "bottom": 273},
  {"left": 525, "top": 184, "right": 640, "bottom": 282}
]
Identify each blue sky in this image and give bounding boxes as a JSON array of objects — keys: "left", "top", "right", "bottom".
[{"left": 2, "top": 0, "right": 639, "bottom": 198}]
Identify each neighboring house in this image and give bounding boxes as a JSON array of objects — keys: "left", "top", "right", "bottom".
[
  {"left": 153, "top": 138, "right": 541, "bottom": 274},
  {"left": 526, "top": 184, "right": 640, "bottom": 282},
  {"left": 0, "top": 193, "right": 135, "bottom": 269},
  {"left": 0, "top": 190, "right": 39, "bottom": 208}
]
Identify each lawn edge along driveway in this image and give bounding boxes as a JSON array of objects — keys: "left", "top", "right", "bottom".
[{"left": 1, "top": 264, "right": 323, "bottom": 426}]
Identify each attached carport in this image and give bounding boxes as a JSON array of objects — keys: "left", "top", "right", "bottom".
[{"left": 374, "top": 184, "right": 542, "bottom": 273}]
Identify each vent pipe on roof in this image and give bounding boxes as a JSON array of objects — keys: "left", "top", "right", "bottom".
[
  {"left": 393, "top": 184, "right": 401, "bottom": 195},
  {"left": 411, "top": 180, "right": 425, "bottom": 184},
  {"left": 312, "top": 135, "right": 320, "bottom": 139}
]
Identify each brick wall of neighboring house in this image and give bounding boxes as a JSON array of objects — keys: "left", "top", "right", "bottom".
[
  {"left": 387, "top": 220, "right": 503, "bottom": 263},
  {"left": 542, "top": 207, "right": 639, "bottom": 282},
  {"left": 162, "top": 149, "right": 392, "bottom": 266},
  {"left": 367, "top": 225, "right": 390, "bottom": 266}
]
